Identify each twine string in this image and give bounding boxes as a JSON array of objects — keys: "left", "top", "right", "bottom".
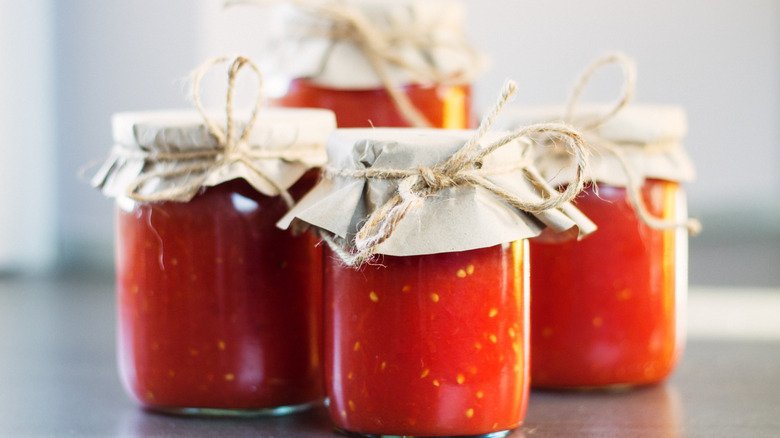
[
  {"left": 125, "top": 56, "right": 294, "bottom": 206},
  {"left": 321, "top": 80, "right": 591, "bottom": 266},
  {"left": 565, "top": 52, "right": 700, "bottom": 235}
]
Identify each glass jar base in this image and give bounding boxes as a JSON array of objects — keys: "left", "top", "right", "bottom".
[
  {"left": 146, "top": 400, "right": 321, "bottom": 417},
  {"left": 336, "top": 428, "right": 514, "bottom": 438}
]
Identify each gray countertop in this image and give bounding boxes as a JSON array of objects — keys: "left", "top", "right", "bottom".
[{"left": 1, "top": 274, "right": 779, "bottom": 437}]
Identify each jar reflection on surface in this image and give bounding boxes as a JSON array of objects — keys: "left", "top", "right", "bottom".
[
  {"left": 323, "top": 242, "right": 529, "bottom": 437},
  {"left": 272, "top": 79, "right": 473, "bottom": 129},
  {"left": 115, "top": 175, "right": 324, "bottom": 414},
  {"left": 530, "top": 179, "right": 687, "bottom": 388},
  {"left": 526, "top": 384, "right": 684, "bottom": 437}
]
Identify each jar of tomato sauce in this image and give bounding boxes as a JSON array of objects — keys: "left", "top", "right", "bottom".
[
  {"left": 254, "top": 0, "right": 484, "bottom": 128},
  {"left": 93, "top": 86, "right": 336, "bottom": 415},
  {"left": 278, "top": 114, "right": 594, "bottom": 435},
  {"left": 500, "top": 103, "right": 697, "bottom": 389}
]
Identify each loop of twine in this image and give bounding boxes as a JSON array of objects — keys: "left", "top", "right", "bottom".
[
  {"left": 564, "top": 52, "right": 701, "bottom": 235},
  {"left": 322, "top": 80, "right": 591, "bottom": 266},
  {"left": 228, "top": 0, "right": 482, "bottom": 128},
  {"left": 124, "top": 56, "right": 295, "bottom": 207}
]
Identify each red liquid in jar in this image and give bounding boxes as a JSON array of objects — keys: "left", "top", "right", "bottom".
[
  {"left": 271, "top": 79, "right": 473, "bottom": 129},
  {"left": 116, "top": 175, "right": 323, "bottom": 412},
  {"left": 530, "top": 179, "right": 683, "bottom": 388},
  {"left": 323, "top": 242, "right": 529, "bottom": 436}
]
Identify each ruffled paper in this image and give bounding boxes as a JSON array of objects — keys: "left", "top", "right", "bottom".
[
  {"left": 92, "top": 108, "right": 336, "bottom": 202},
  {"left": 278, "top": 128, "right": 596, "bottom": 257}
]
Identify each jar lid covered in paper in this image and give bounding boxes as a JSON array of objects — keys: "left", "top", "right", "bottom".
[
  {"left": 263, "top": 0, "right": 485, "bottom": 89},
  {"left": 92, "top": 107, "right": 336, "bottom": 202},
  {"left": 495, "top": 104, "right": 695, "bottom": 187},
  {"left": 278, "top": 127, "right": 596, "bottom": 263}
]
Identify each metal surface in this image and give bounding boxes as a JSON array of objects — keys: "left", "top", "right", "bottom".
[{"left": 1, "top": 274, "right": 779, "bottom": 437}]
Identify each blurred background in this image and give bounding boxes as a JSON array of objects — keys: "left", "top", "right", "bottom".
[{"left": 1, "top": 0, "right": 778, "bottom": 287}]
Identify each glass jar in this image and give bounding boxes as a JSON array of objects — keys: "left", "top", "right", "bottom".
[
  {"left": 278, "top": 124, "right": 593, "bottom": 435},
  {"left": 94, "top": 107, "right": 336, "bottom": 414},
  {"left": 531, "top": 179, "right": 688, "bottom": 388},
  {"left": 259, "top": 0, "right": 483, "bottom": 128},
  {"left": 500, "top": 104, "right": 695, "bottom": 389},
  {"left": 323, "top": 243, "right": 528, "bottom": 436}
]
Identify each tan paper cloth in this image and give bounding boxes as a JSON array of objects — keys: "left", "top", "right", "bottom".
[
  {"left": 496, "top": 104, "right": 696, "bottom": 187},
  {"left": 254, "top": 0, "right": 485, "bottom": 89},
  {"left": 278, "top": 127, "right": 597, "bottom": 262},
  {"left": 92, "top": 108, "right": 336, "bottom": 203},
  {"left": 92, "top": 56, "right": 337, "bottom": 205}
]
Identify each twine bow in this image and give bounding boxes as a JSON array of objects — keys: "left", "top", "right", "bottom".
[
  {"left": 563, "top": 52, "right": 701, "bottom": 235},
  {"left": 322, "top": 80, "right": 591, "bottom": 266},
  {"left": 228, "top": 0, "right": 482, "bottom": 128},
  {"left": 125, "top": 56, "right": 295, "bottom": 206}
]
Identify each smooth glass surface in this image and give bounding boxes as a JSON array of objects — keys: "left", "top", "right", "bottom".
[
  {"left": 115, "top": 175, "right": 324, "bottom": 413},
  {"left": 271, "top": 79, "right": 473, "bottom": 129},
  {"left": 323, "top": 242, "right": 530, "bottom": 437},
  {"left": 530, "top": 179, "right": 687, "bottom": 388}
]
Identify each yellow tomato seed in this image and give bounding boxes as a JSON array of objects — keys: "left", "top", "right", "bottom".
[
  {"left": 420, "top": 369, "right": 430, "bottom": 378},
  {"left": 369, "top": 291, "right": 379, "bottom": 302},
  {"left": 430, "top": 293, "right": 440, "bottom": 303},
  {"left": 489, "top": 308, "right": 498, "bottom": 318},
  {"left": 457, "top": 374, "right": 465, "bottom": 384},
  {"left": 466, "top": 264, "right": 475, "bottom": 275},
  {"left": 456, "top": 269, "right": 467, "bottom": 278},
  {"left": 466, "top": 408, "right": 474, "bottom": 418}
]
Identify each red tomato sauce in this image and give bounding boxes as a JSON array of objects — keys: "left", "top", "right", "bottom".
[
  {"left": 323, "top": 242, "right": 529, "bottom": 436},
  {"left": 116, "top": 175, "right": 323, "bottom": 412},
  {"left": 271, "top": 79, "right": 473, "bottom": 129},
  {"left": 530, "top": 179, "right": 683, "bottom": 388}
]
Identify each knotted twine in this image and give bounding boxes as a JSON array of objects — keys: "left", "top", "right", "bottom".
[
  {"left": 319, "top": 80, "right": 591, "bottom": 267},
  {"left": 124, "top": 56, "right": 298, "bottom": 207},
  {"left": 227, "top": 0, "right": 483, "bottom": 128},
  {"left": 561, "top": 52, "right": 701, "bottom": 235}
]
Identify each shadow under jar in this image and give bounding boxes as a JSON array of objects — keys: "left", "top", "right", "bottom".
[
  {"left": 95, "top": 108, "right": 336, "bottom": 415},
  {"left": 263, "top": 0, "right": 481, "bottom": 129},
  {"left": 278, "top": 126, "right": 594, "bottom": 436}
]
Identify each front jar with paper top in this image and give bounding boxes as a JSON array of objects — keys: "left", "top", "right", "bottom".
[
  {"left": 501, "top": 103, "right": 697, "bottom": 389},
  {"left": 254, "top": 0, "right": 483, "bottom": 128},
  {"left": 93, "top": 102, "right": 336, "bottom": 414},
  {"left": 279, "top": 120, "right": 594, "bottom": 436}
]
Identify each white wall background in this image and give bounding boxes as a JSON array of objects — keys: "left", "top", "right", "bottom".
[
  {"left": 0, "top": 1, "right": 56, "bottom": 272},
  {"left": 1, "top": 0, "right": 777, "bottom": 273}
]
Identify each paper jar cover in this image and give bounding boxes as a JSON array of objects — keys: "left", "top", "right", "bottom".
[
  {"left": 92, "top": 108, "right": 336, "bottom": 202},
  {"left": 494, "top": 104, "right": 696, "bottom": 187},
  {"left": 265, "top": 0, "right": 485, "bottom": 89},
  {"left": 278, "top": 128, "right": 596, "bottom": 257}
]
